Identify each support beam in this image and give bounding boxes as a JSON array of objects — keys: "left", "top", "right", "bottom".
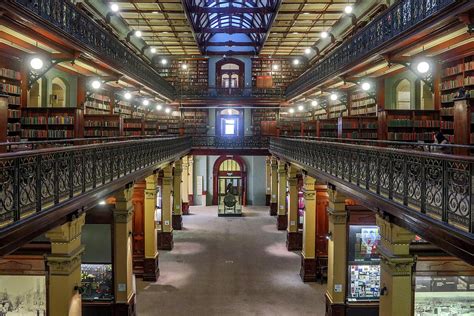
[
  {"left": 144, "top": 174, "right": 159, "bottom": 282},
  {"left": 286, "top": 165, "right": 302, "bottom": 251},
  {"left": 172, "top": 160, "right": 183, "bottom": 230},
  {"left": 277, "top": 160, "right": 288, "bottom": 230},
  {"left": 188, "top": 156, "right": 194, "bottom": 206},
  {"left": 300, "top": 175, "right": 317, "bottom": 282},
  {"left": 181, "top": 156, "right": 190, "bottom": 215},
  {"left": 158, "top": 165, "right": 174, "bottom": 250},
  {"left": 132, "top": 181, "right": 146, "bottom": 278},
  {"left": 270, "top": 157, "right": 278, "bottom": 216}
]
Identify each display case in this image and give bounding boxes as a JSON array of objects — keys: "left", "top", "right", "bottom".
[
  {"left": 415, "top": 275, "right": 474, "bottom": 315},
  {"left": 81, "top": 264, "right": 114, "bottom": 301},
  {"left": 347, "top": 225, "right": 381, "bottom": 302}
]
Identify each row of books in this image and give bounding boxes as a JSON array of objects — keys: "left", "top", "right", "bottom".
[
  {"left": 387, "top": 132, "right": 435, "bottom": 141},
  {"left": 0, "top": 68, "right": 21, "bottom": 80},
  {"left": 84, "top": 130, "right": 120, "bottom": 137},
  {"left": 441, "top": 89, "right": 474, "bottom": 103},
  {"left": 341, "top": 122, "right": 378, "bottom": 129},
  {"left": 22, "top": 129, "right": 74, "bottom": 138},
  {"left": 351, "top": 106, "right": 377, "bottom": 116},
  {"left": 7, "top": 123, "right": 21, "bottom": 131},
  {"left": 21, "top": 116, "right": 74, "bottom": 125},
  {"left": 84, "top": 121, "right": 120, "bottom": 127},
  {"left": 124, "top": 123, "right": 142, "bottom": 129},
  {"left": 8, "top": 95, "right": 21, "bottom": 106},
  {"left": 7, "top": 109, "right": 20, "bottom": 118},
  {"left": 1, "top": 83, "right": 21, "bottom": 95},
  {"left": 387, "top": 119, "right": 440, "bottom": 128},
  {"left": 443, "top": 61, "right": 474, "bottom": 77},
  {"left": 341, "top": 132, "right": 378, "bottom": 139},
  {"left": 352, "top": 99, "right": 375, "bottom": 108},
  {"left": 124, "top": 131, "right": 142, "bottom": 136}
]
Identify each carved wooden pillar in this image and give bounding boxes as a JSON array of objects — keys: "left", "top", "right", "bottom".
[
  {"left": 277, "top": 160, "right": 288, "bottom": 230},
  {"left": 143, "top": 174, "right": 159, "bottom": 281},
  {"left": 286, "top": 165, "right": 302, "bottom": 250},
  {"left": 265, "top": 156, "right": 272, "bottom": 206},
  {"left": 269, "top": 157, "right": 278, "bottom": 215},
  {"left": 181, "top": 156, "right": 190, "bottom": 215},
  {"left": 132, "top": 180, "right": 145, "bottom": 277},
  {"left": 172, "top": 160, "right": 183, "bottom": 230},
  {"left": 158, "top": 165, "right": 173, "bottom": 250}
]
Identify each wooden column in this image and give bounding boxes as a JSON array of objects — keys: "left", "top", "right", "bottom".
[
  {"left": 300, "top": 175, "right": 317, "bottom": 282},
  {"left": 132, "top": 180, "right": 146, "bottom": 278},
  {"left": 377, "top": 214, "right": 415, "bottom": 316},
  {"left": 181, "top": 156, "right": 190, "bottom": 215},
  {"left": 113, "top": 186, "right": 135, "bottom": 315},
  {"left": 325, "top": 184, "right": 347, "bottom": 316},
  {"left": 286, "top": 165, "right": 302, "bottom": 251},
  {"left": 315, "top": 182, "right": 329, "bottom": 280},
  {"left": 143, "top": 174, "right": 159, "bottom": 281},
  {"left": 270, "top": 157, "right": 278, "bottom": 216},
  {"left": 0, "top": 95, "right": 8, "bottom": 148},
  {"left": 45, "top": 213, "right": 86, "bottom": 316},
  {"left": 172, "top": 160, "right": 183, "bottom": 230},
  {"left": 188, "top": 156, "right": 194, "bottom": 206},
  {"left": 265, "top": 156, "right": 272, "bottom": 206},
  {"left": 158, "top": 165, "right": 173, "bottom": 250},
  {"left": 277, "top": 160, "right": 288, "bottom": 230}
]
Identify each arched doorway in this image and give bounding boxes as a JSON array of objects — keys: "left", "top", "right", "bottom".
[
  {"left": 216, "top": 58, "right": 244, "bottom": 89},
  {"left": 51, "top": 77, "right": 68, "bottom": 107},
  {"left": 212, "top": 155, "right": 247, "bottom": 209}
]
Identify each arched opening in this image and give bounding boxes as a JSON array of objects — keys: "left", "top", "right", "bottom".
[
  {"left": 216, "top": 108, "right": 243, "bottom": 137},
  {"left": 51, "top": 77, "right": 67, "bottom": 107},
  {"left": 213, "top": 155, "right": 247, "bottom": 214},
  {"left": 395, "top": 79, "right": 411, "bottom": 109},
  {"left": 216, "top": 58, "right": 244, "bottom": 90},
  {"left": 420, "top": 81, "right": 434, "bottom": 109},
  {"left": 28, "top": 79, "right": 42, "bottom": 107}
]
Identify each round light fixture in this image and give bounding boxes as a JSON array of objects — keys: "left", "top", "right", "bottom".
[
  {"left": 298, "top": 105, "right": 304, "bottom": 111},
  {"left": 293, "top": 59, "right": 300, "bottom": 65},
  {"left": 150, "top": 47, "right": 157, "bottom": 54},
  {"left": 156, "top": 104, "right": 163, "bottom": 110},
  {"left": 134, "top": 30, "right": 142, "bottom": 37},
  {"left": 124, "top": 92, "right": 132, "bottom": 100},
  {"left": 321, "top": 31, "right": 329, "bottom": 39},
  {"left": 142, "top": 99, "right": 150, "bottom": 106},
  {"left": 110, "top": 3, "right": 119, "bottom": 12},
  {"left": 91, "top": 79, "right": 101, "bottom": 90},
  {"left": 344, "top": 5, "right": 353, "bottom": 14},
  {"left": 165, "top": 108, "right": 171, "bottom": 114},
  {"left": 330, "top": 93, "right": 338, "bottom": 101},
  {"left": 272, "top": 64, "right": 279, "bottom": 71},
  {"left": 361, "top": 82, "right": 371, "bottom": 91},
  {"left": 30, "top": 57, "right": 44, "bottom": 70},
  {"left": 99, "top": 200, "right": 106, "bottom": 205},
  {"left": 416, "top": 61, "right": 430, "bottom": 74},
  {"left": 161, "top": 59, "right": 168, "bottom": 65},
  {"left": 289, "top": 108, "right": 295, "bottom": 114},
  {"left": 304, "top": 48, "right": 312, "bottom": 55},
  {"left": 311, "top": 100, "right": 318, "bottom": 107},
  {"left": 182, "top": 64, "right": 188, "bottom": 70}
]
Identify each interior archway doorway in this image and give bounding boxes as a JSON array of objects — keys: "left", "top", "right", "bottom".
[{"left": 213, "top": 155, "right": 247, "bottom": 214}]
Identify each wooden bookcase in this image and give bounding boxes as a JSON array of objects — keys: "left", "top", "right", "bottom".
[
  {"left": 157, "top": 58, "right": 208, "bottom": 91},
  {"left": 156, "top": 115, "right": 180, "bottom": 136},
  {"left": 144, "top": 120, "right": 158, "bottom": 136},
  {"left": 183, "top": 109, "right": 208, "bottom": 136},
  {"left": 378, "top": 109, "right": 440, "bottom": 142},
  {"left": 440, "top": 55, "right": 474, "bottom": 104},
  {"left": 318, "top": 119, "right": 338, "bottom": 138},
  {"left": 21, "top": 108, "right": 77, "bottom": 139},
  {"left": 84, "top": 114, "right": 122, "bottom": 137},
  {"left": 251, "top": 57, "right": 305, "bottom": 89},
  {"left": 0, "top": 67, "right": 22, "bottom": 142},
  {"left": 338, "top": 116, "right": 378, "bottom": 139},
  {"left": 251, "top": 109, "right": 277, "bottom": 136},
  {"left": 349, "top": 89, "right": 377, "bottom": 116},
  {"left": 123, "top": 118, "right": 144, "bottom": 136},
  {"left": 85, "top": 92, "right": 112, "bottom": 115}
]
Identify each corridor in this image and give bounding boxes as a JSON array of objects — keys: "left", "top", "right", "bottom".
[{"left": 136, "top": 206, "right": 325, "bottom": 316}]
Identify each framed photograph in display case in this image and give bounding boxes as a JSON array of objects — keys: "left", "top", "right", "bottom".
[
  {"left": 0, "top": 275, "right": 46, "bottom": 315},
  {"left": 347, "top": 225, "right": 381, "bottom": 302}
]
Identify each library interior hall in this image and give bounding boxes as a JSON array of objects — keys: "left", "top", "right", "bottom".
[{"left": 1, "top": 0, "right": 474, "bottom": 315}]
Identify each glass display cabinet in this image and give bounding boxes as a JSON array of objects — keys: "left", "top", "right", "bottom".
[
  {"left": 217, "top": 177, "right": 242, "bottom": 216},
  {"left": 81, "top": 264, "right": 114, "bottom": 301}
]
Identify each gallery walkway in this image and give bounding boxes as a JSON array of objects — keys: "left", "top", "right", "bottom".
[{"left": 136, "top": 206, "right": 325, "bottom": 316}]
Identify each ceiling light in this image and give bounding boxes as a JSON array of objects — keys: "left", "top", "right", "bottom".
[
  {"left": 91, "top": 79, "right": 101, "bottom": 90},
  {"left": 142, "top": 99, "right": 150, "bottom": 106},
  {"left": 321, "top": 31, "right": 329, "bottom": 39},
  {"left": 161, "top": 58, "right": 168, "bottom": 65},
  {"left": 298, "top": 105, "right": 304, "bottom": 111},
  {"left": 289, "top": 108, "right": 295, "bottom": 114},
  {"left": 134, "top": 30, "right": 142, "bottom": 37},
  {"left": 182, "top": 64, "right": 188, "bottom": 70},
  {"left": 416, "top": 61, "right": 430, "bottom": 74},
  {"left": 311, "top": 100, "right": 318, "bottom": 107},
  {"left": 292, "top": 32, "right": 299, "bottom": 35},
  {"left": 152, "top": 11, "right": 159, "bottom": 14},
  {"left": 30, "top": 57, "right": 44, "bottom": 70},
  {"left": 303, "top": 12, "right": 310, "bottom": 15},
  {"left": 124, "top": 92, "right": 132, "bottom": 100},
  {"left": 293, "top": 59, "right": 300, "bottom": 65},
  {"left": 156, "top": 104, "right": 163, "bottom": 110},
  {"left": 99, "top": 200, "right": 106, "bottom": 205},
  {"left": 330, "top": 93, "right": 338, "bottom": 101},
  {"left": 165, "top": 108, "right": 171, "bottom": 114},
  {"left": 361, "top": 82, "right": 371, "bottom": 91},
  {"left": 272, "top": 64, "right": 279, "bottom": 71},
  {"left": 344, "top": 5, "right": 353, "bottom": 14},
  {"left": 150, "top": 47, "right": 157, "bottom": 54},
  {"left": 110, "top": 3, "right": 119, "bottom": 12},
  {"left": 304, "top": 48, "right": 312, "bottom": 55}
]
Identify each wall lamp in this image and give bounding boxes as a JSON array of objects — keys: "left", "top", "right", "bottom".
[
  {"left": 325, "top": 231, "right": 333, "bottom": 241},
  {"left": 380, "top": 285, "right": 388, "bottom": 296}
]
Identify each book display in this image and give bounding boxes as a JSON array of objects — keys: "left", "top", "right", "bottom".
[
  {"left": 251, "top": 109, "right": 277, "bottom": 136},
  {"left": 183, "top": 109, "right": 208, "bottom": 136},
  {"left": 81, "top": 264, "right": 114, "bottom": 301},
  {"left": 157, "top": 58, "right": 208, "bottom": 92},
  {"left": 251, "top": 57, "right": 305, "bottom": 89},
  {"left": 347, "top": 225, "right": 381, "bottom": 302},
  {"left": 123, "top": 118, "right": 144, "bottom": 136},
  {"left": 338, "top": 116, "right": 378, "bottom": 139},
  {"left": 21, "top": 108, "right": 77, "bottom": 139},
  {"left": 84, "top": 114, "right": 122, "bottom": 137},
  {"left": 379, "top": 109, "right": 441, "bottom": 142},
  {"left": 0, "top": 66, "right": 22, "bottom": 142},
  {"left": 319, "top": 119, "right": 338, "bottom": 138},
  {"left": 85, "top": 93, "right": 111, "bottom": 115}
]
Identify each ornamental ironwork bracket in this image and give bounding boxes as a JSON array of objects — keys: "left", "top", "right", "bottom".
[
  {"left": 28, "top": 58, "right": 75, "bottom": 89},
  {"left": 393, "top": 61, "right": 434, "bottom": 93},
  {"left": 85, "top": 76, "right": 122, "bottom": 99},
  {"left": 339, "top": 77, "right": 377, "bottom": 100}
]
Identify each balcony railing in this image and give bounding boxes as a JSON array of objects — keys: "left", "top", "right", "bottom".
[
  {"left": 11, "top": 0, "right": 175, "bottom": 100},
  {"left": 286, "top": 0, "right": 457, "bottom": 99},
  {"left": 192, "top": 136, "right": 270, "bottom": 149},
  {"left": 0, "top": 136, "right": 191, "bottom": 228},
  {"left": 270, "top": 137, "right": 473, "bottom": 234},
  {"left": 178, "top": 87, "right": 285, "bottom": 99}
]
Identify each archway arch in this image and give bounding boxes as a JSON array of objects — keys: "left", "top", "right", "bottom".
[
  {"left": 212, "top": 155, "right": 247, "bottom": 206},
  {"left": 51, "top": 77, "right": 68, "bottom": 107},
  {"left": 395, "top": 78, "right": 411, "bottom": 109},
  {"left": 216, "top": 58, "right": 245, "bottom": 89}
]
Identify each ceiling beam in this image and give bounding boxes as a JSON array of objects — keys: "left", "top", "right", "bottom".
[
  {"left": 205, "top": 41, "right": 257, "bottom": 47},
  {"left": 196, "top": 27, "right": 266, "bottom": 34}
]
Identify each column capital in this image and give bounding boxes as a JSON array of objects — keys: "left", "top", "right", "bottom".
[
  {"left": 270, "top": 156, "right": 278, "bottom": 166},
  {"left": 277, "top": 161, "right": 286, "bottom": 174},
  {"left": 47, "top": 246, "right": 84, "bottom": 275},
  {"left": 303, "top": 176, "right": 316, "bottom": 201},
  {"left": 45, "top": 213, "right": 86, "bottom": 244},
  {"left": 376, "top": 214, "right": 415, "bottom": 259},
  {"left": 380, "top": 256, "right": 415, "bottom": 277}
]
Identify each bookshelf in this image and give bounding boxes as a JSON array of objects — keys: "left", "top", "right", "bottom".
[
  {"left": 349, "top": 89, "right": 377, "bottom": 116},
  {"left": 85, "top": 93, "right": 111, "bottom": 115},
  {"left": 156, "top": 115, "right": 180, "bottom": 136},
  {"left": 123, "top": 118, "right": 144, "bottom": 136},
  {"left": 338, "top": 116, "right": 378, "bottom": 139},
  {"left": 279, "top": 110, "right": 312, "bottom": 136},
  {"left": 251, "top": 58, "right": 305, "bottom": 89},
  {"left": 0, "top": 67, "right": 23, "bottom": 142},
  {"left": 183, "top": 109, "right": 208, "bottom": 136},
  {"left": 157, "top": 58, "right": 208, "bottom": 91},
  {"left": 440, "top": 54, "right": 474, "bottom": 104},
  {"left": 144, "top": 120, "right": 158, "bottom": 136},
  {"left": 21, "top": 108, "right": 77, "bottom": 140},
  {"left": 84, "top": 114, "right": 122, "bottom": 137},
  {"left": 251, "top": 109, "right": 277, "bottom": 136},
  {"left": 318, "top": 118, "right": 338, "bottom": 138}
]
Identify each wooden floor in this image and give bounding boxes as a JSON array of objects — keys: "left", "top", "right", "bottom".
[{"left": 136, "top": 205, "right": 326, "bottom": 316}]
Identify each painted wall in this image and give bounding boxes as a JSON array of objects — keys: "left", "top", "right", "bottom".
[
  {"left": 81, "top": 224, "right": 112, "bottom": 263},
  {"left": 208, "top": 56, "right": 252, "bottom": 88},
  {"left": 31, "top": 68, "right": 78, "bottom": 107},
  {"left": 193, "top": 155, "right": 266, "bottom": 206}
]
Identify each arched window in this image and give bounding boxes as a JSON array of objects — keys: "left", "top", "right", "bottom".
[
  {"left": 28, "top": 79, "right": 42, "bottom": 107},
  {"left": 51, "top": 77, "right": 67, "bottom": 107},
  {"left": 420, "top": 81, "right": 434, "bottom": 110},
  {"left": 216, "top": 58, "right": 244, "bottom": 89},
  {"left": 395, "top": 79, "right": 411, "bottom": 109}
]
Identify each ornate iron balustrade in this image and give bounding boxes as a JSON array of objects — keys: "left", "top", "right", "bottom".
[
  {"left": 178, "top": 87, "right": 284, "bottom": 99},
  {"left": 11, "top": 0, "right": 175, "bottom": 100},
  {"left": 270, "top": 137, "right": 473, "bottom": 234},
  {"left": 192, "top": 136, "right": 270, "bottom": 149},
  {"left": 286, "top": 0, "right": 457, "bottom": 99},
  {"left": 0, "top": 137, "right": 191, "bottom": 227}
]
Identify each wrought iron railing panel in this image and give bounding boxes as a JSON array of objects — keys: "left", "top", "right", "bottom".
[
  {"left": 0, "top": 137, "right": 190, "bottom": 227},
  {"left": 286, "top": 0, "right": 457, "bottom": 99},
  {"left": 270, "top": 137, "right": 474, "bottom": 233},
  {"left": 191, "top": 136, "right": 270, "bottom": 149},
  {"left": 12, "top": 0, "right": 175, "bottom": 100}
]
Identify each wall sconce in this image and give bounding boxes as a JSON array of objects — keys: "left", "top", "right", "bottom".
[
  {"left": 380, "top": 285, "right": 388, "bottom": 296},
  {"left": 325, "top": 231, "right": 333, "bottom": 241}
]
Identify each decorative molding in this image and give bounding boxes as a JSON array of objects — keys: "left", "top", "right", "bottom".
[{"left": 47, "top": 246, "right": 84, "bottom": 275}]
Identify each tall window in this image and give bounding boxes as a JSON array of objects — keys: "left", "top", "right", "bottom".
[
  {"left": 220, "top": 109, "right": 240, "bottom": 136},
  {"left": 224, "top": 119, "right": 236, "bottom": 135}
]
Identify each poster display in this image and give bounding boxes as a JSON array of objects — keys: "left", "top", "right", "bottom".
[{"left": 0, "top": 275, "right": 46, "bottom": 315}]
